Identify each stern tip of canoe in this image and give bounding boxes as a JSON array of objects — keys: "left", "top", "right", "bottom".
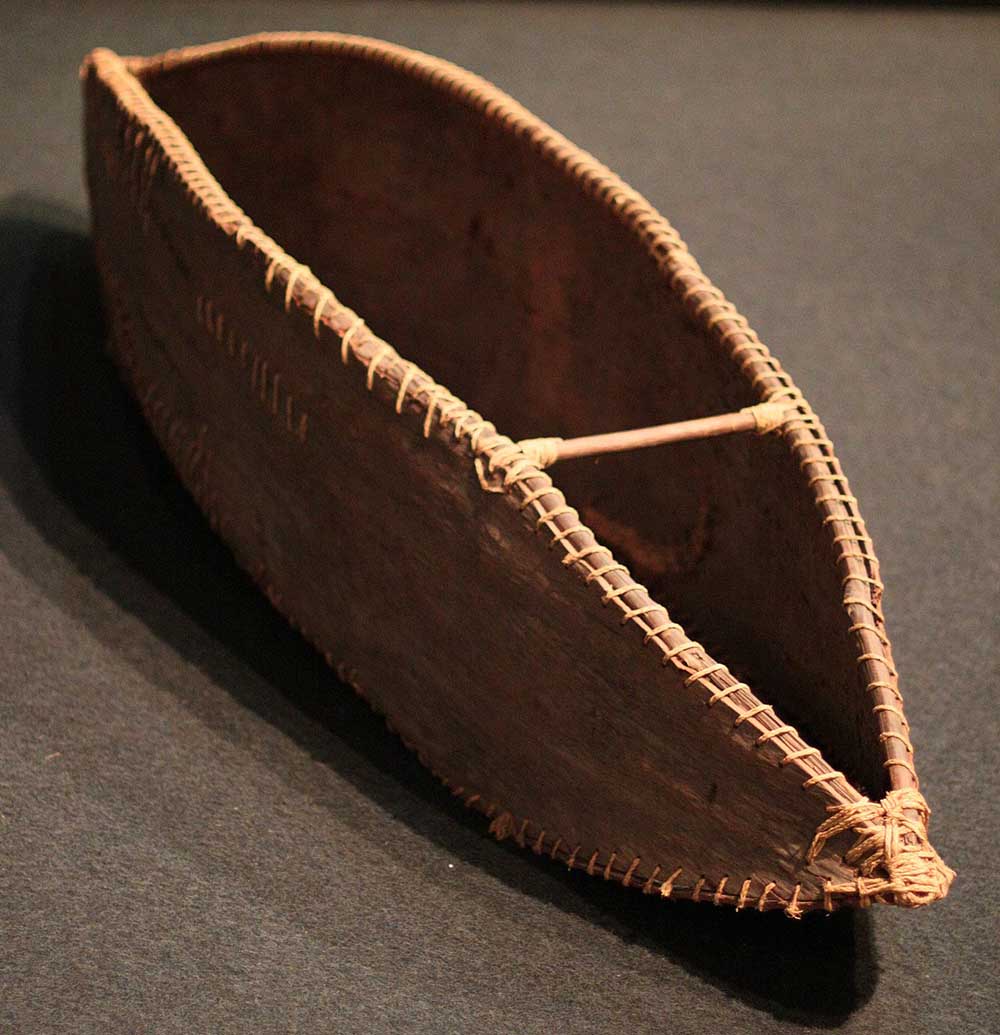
[{"left": 808, "top": 787, "right": 955, "bottom": 910}]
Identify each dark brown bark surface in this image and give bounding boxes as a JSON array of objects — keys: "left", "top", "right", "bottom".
[
  {"left": 134, "top": 40, "right": 897, "bottom": 803},
  {"left": 76, "top": 33, "right": 943, "bottom": 914}
]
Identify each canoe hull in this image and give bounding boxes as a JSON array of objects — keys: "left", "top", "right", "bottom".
[{"left": 82, "top": 36, "right": 952, "bottom": 915}]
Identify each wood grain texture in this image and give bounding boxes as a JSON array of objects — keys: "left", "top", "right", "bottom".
[{"left": 81, "top": 33, "right": 949, "bottom": 914}]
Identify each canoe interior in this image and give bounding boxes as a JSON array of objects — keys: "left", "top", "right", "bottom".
[{"left": 134, "top": 46, "right": 886, "bottom": 801}]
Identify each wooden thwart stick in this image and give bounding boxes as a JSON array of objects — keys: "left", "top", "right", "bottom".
[{"left": 518, "top": 401, "right": 792, "bottom": 469}]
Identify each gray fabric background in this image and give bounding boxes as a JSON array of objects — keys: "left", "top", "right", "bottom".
[{"left": 1, "top": 3, "right": 997, "bottom": 1033}]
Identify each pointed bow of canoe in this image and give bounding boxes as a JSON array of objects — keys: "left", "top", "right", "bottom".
[{"left": 808, "top": 788, "right": 955, "bottom": 909}]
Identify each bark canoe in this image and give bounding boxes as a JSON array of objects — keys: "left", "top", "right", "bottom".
[{"left": 81, "top": 33, "right": 954, "bottom": 916}]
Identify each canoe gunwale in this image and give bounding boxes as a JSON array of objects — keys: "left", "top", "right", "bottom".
[{"left": 82, "top": 33, "right": 952, "bottom": 913}]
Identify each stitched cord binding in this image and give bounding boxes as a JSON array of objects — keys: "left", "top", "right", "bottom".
[
  {"left": 85, "top": 34, "right": 946, "bottom": 909},
  {"left": 214, "top": 39, "right": 891, "bottom": 794},
  {"left": 807, "top": 788, "right": 955, "bottom": 907}
]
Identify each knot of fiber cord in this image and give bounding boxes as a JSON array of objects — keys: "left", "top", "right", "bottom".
[
  {"left": 741, "top": 401, "right": 793, "bottom": 435},
  {"left": 488, "top": 811, "right": 517, "bottom": 842},
  {"left": 807, "top": 788, "right": 955, "bottom": 908},
  {"left": 517, "top": 437, "right": 563, "bottom": 469}
]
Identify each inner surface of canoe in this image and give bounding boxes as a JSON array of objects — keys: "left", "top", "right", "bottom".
[{"left": 135, "top": 44, "right": 890, "bottom": 805}]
